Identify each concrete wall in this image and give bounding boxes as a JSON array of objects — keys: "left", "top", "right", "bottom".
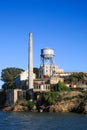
[
  {"left": 0, "top": 91, "right": 6, "bottom": 107},
  {"left": 5, "top": 89, "right": 26, "bottom": 106},
  {"left": 50, "top": 76, "right": 64, "bottom": 84}
]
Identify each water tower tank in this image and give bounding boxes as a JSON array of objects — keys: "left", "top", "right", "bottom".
[
  {"left": 40, "top": 48, "right": 55, "bottom": 78},
  {"left": 41, "top": 48, "right": 54, "bottom": 59}
]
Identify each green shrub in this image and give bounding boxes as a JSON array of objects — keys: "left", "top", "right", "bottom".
[
  {"left": 28, "top": 101, "right": 34, "bottom": 110},
  {"left": 43, "top": 92, "right": 59, "bottom": 105},
  {"left": 18, "top": 100, "right": 34, "bottom": 110},
  {"left": 57, "top": 81, "right": 70, "bottom": 92}
]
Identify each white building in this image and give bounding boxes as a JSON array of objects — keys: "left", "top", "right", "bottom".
[
  {"left": 39, "top": 64, "right": 64, "bottom": 78},
  {"left": 15, "top": 70, "right": 36, "bottom": 89}
]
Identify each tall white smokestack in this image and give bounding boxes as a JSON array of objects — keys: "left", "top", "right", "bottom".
[{"left": 28, "top": 33, "right": 33, "bottom": 90}]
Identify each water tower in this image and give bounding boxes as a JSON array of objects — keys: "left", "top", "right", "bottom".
[
  {"left": 39, "top": 48, "right": 55, "bottom": 78},
  {"left": 40, "top": 48, "right": 55, "bottom": 65}
]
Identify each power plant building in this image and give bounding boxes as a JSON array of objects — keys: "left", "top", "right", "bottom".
[
  {"left": 5, "top": 33, "right": 64, "bottom": 106},
  {"left": 15, "top": 34, "right": 64, "bottom": 92}
]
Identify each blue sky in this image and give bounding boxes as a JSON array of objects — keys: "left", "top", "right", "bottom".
[{"left": 0, "top": 0, "right": 87, "bottom": 87}]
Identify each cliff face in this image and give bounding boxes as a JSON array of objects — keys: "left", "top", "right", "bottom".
[
  {"left": 49, "top": 100, "right": 79, "bottom": 112},
  {"left": 36, "top": 91, "right": 87, "bottom": 113},
  {"left": 2, "top": 91, "right": 87, "bottom": 114},
  {"left": 48, "top": 91, "right": 87, "bottom": 113}
]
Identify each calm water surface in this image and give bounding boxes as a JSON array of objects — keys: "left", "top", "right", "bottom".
[{"left": 0, "top": 111, "right": 87, "bottom": 130}]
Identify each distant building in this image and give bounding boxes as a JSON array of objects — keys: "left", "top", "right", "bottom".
[
  {"left": 59, "top": 72, "right": 72, "bottom": 77},
  {"left": 77, "top": 81, "right": 87, "bottom": 90},
  {"left": 39, "top": 64, "right": 64, "bottom": 78},
  {"left": 32, "top": 78, "right": 50, "bottom": 92},
  {"left": 15, "top": 70, "right": 36, "bottom": 89},
  {"left": 14, "top": 66, "right": 64, "bottom": 91},
  {"left": 25, "top": 76, "right": 63, "bottom": 92}
]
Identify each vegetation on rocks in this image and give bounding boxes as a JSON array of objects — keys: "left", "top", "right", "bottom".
[
  {"left": 34, "top": 90, "right": 87, "bottom": 113},
  {"left": 64, "top": 72, "right": 86, "bottom": 84},
  {"left": 2, "top": 90, "right": 87, "bottom": 113},
  {"left": 43, "top": 92, "right": 59, "bottom": 105},
  {"left": 17, "top": 100, "right": 34, "bottom": 110},
  {"left": 55, "top": 81, "right": 70, "bottom": 92}
]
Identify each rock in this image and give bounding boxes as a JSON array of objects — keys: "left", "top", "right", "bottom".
[
  {"left": 83, "top": 103, "right": 87, "bottom": 114},
  {"left": 39, "top": 109, "right": 43, "bottom": 112},
  {"left": 62, "top": 91, "right": 83, "bottom": 99},
  {"left": 3, "top": 106, "right": 14, "bottom": 111},
  {"left": 49, "top": 100, "right": 79, "bottom": 113},
  {"left": 32, "top": 105, "right": 37, "bottom": 110},
  {"left": 13, "top": 105, "right": 28, "bottom": 112},
  {"left": 75, "top": 102, "right": 85, "bottom": 113},
  {"left": 32, "top": 105, "right": 38, "bottom": 112}
]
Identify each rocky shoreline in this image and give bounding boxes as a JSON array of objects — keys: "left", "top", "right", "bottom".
[{"left": 2, "top": 91, "right": 87, "bottom": 114}]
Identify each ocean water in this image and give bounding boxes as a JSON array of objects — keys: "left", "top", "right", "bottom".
[{"left": 0, "top": 111, "right": 87, "bottom": 130}]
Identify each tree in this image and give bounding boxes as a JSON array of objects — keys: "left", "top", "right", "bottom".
[
  {"left": 76, "top": 72, "right": 84, "bottom": 81},
  {"left": 56, "top": 81, "right": 70, "bottom": 92},
  {"left": 64, "top": 72, "right": 85, "bottom": 84},
  {"left": 70, "top": 77, "right": 78, "bottom": 83},
  {"left": 1, "top": 67, "right": 24, "bottom": 90},
  {"left": 33, "top": 67, "right": 39, "bottom": 78},
  {"left": 43, "top": 92, "right": 59, "bottom": 105}
]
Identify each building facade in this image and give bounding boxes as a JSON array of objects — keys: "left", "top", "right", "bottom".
[
  {"left": 39, "top": 64, "right": 64, "bottom": 78},
  {"left": 15, "top": 70, "right": 36, "bottom": 89}
]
